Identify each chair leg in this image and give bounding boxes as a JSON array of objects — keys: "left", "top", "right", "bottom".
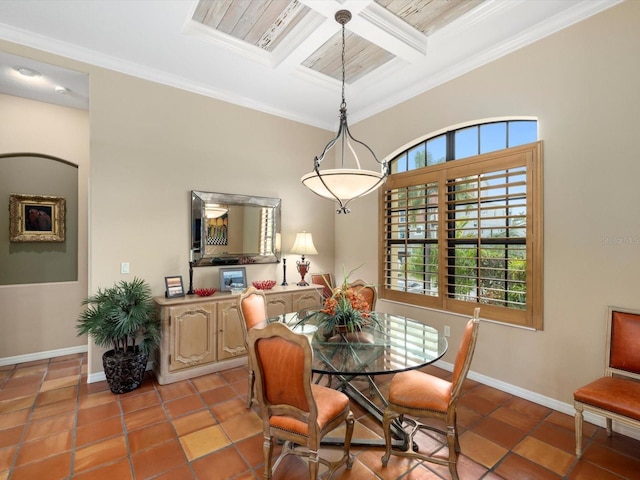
[
  {"left": 446, "top": 423, "right": 459, "bottom": 480},
  {"left": 381, "top": 408, "right": 400, "bottom": 467},
  {"left": 606, "top": 417, "right": 613, "bottom": 437},
  {"left": 344, "top": 412, "right": 355, "bottom": 469},
  {"left": 308, "top": 449, "right": 319, "bottom": 480},
  {"left": 575, "top": 403, "right": 584, "bottom": 458},
  {"left": 262, "top": 434, "right": 273, "bottom": 480},
  {"left": 247, "top": 370, "right": 255, "bottom": 408}
]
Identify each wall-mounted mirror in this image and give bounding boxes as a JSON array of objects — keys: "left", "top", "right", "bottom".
[{"left": 191, "top": 191, "right": 281, "bottom": 266}]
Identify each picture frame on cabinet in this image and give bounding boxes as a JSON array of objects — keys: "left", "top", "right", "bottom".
[
  {"left": 9, "top": 193, "right": 66, "bottom": 242},
  {"left": 219, "top": 267, "right": 247, "bottom": 292},
  {"left": 165, "top": 275, "right": 185, "bottom": 298}
]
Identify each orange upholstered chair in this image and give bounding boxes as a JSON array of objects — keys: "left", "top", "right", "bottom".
[
  {"left": 348, "top": 278, "right": 377, "bottom": 311},
  {"left": 381, "top": 308, "right": 481, "bottom": 480},
  {"left": 238, "top": 287, "right": 268, "bottom": 408},
  {"left": 248, "top": 322, "right": 354, "bottom": 480},
  {"left": 574, "top": 306, "right": 640, "bottom": 458},
  {"left": 311, "top": 273, "right": 334, "bottom": 300}
]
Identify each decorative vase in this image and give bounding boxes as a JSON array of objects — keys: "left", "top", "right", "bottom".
[{"left": 102, "top": 347, "right": 148, "bottom": 394}]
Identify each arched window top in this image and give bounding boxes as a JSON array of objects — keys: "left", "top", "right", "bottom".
[{"left": 390, "top": 118, "right": 538, "bottom": 174}]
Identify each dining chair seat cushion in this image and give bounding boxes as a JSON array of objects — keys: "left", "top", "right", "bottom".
[
  {"left": 388, "top": 370, "right": 452, "bottom": 413},
  {"left": 270, "top": 384, "right": 350, "bottom": 436},
  {"left": 574, "top": 376, "right": 640, "bottom": 421}
]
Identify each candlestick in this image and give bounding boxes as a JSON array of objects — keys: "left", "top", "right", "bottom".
[
  {"left": 281, "top": 258, "right": 288, "bottom": 286},
  {"left": 187, "top": 261, "right": 195, "bottom": 295}
]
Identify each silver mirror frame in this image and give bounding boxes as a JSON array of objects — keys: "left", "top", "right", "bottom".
[{"left": 191, "top": 191, "right": 281, "bottom": 267}]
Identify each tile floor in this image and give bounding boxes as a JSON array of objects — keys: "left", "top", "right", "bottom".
[{"left": 1, "top": 353, "right": 639, "bottom": 479}]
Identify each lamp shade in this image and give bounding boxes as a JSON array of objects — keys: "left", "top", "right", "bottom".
[
  {"left": 290, "top": 232, "right": 318, "bottom": 256},
  {"left": 301, "top": 168, "right": 385, "bottom": 202},
  {"left": 205, "top": 205, "right": 228, "bottom": 219}
]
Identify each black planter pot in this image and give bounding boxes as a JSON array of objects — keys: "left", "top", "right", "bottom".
[{"left": 102, "top": 347, "right": 148, "bottom": 394}]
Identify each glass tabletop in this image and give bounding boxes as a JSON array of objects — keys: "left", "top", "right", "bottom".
[{"left": 271, "top": 312, "right": 448, "bottom": 376}]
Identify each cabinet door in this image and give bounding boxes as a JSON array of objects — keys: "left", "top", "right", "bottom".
[
  {"left": 169, "top": 303, "right": 216, "bottom": 372},
  {"left": 217, "top": 300, "right": 247, "bottom": 361},
  {"left": 266, "top": 293, "right": 292, "bottom": 318},
  {"left": 292, "top": 289, "right": 322, "bottom": 312}
]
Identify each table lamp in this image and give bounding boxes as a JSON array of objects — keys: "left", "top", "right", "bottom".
[{"left": 290, "top": 231, "right": 318, "bottom": 286}]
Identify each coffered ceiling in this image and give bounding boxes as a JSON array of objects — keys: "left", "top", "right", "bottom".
[{"left": 0, "top": 0, "right": 621, "bottom": 129}]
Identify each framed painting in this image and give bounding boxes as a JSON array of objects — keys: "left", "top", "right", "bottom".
[
  {"left": 165, "top": 275, "right": 185, "bottom": 298},
  {"left": 219, "top": 267, "right": 247, "bottom": 292},
  {"left": 9, "top": 194, "right": 66, "bottom": 242}
]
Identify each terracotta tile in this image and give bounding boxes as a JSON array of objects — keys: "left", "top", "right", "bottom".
[
  {"left": 73, "top": 435, "right": 128, "bottom": 473},
  {"left": 357, "top": 449, "right": 416, "bottom": 480},
  {"left": 456, "top": 404, "right": 483, "bottom": 429},
  {"left": 190, "top": 373, "right": 226, "bottom": 392},
  {"left": 31, "top": 398, "right": 76, "bottom": 420},
  {"left": 123, "top": 404, "right": 167, "bottom": 430},
  {"left": 119, "top": 389, "right": 160, "bottom": 413},
  {"left": 12, "top": 365, "right": 47, "bottom": 377},
  {"left": 0, "top": 425, "right": 22, "bottom": 449},
  {"left": 172, "top": 409, "right": 217, "bottom": 436},
  {"left": 234, "top": 434, "right": 266, "bottom": 469},
  {"left": 157, "top": 381, "right": 195, "bottom": 402},
  {"left": 495, "top": 453, "right": 562, "bottom": 480},
  {"left": 191, "top": 445, "right": 250, "bottom": 479},
  {"left": 9, "top": 452, "right": 72, "bottom": 480},
  {"left": 131, "top": 439, "right": 187, "bottom": 479},
  {"left": 210, "top": 398, "right": 250, "bottom": 422},
  {"left": 219, "top": 366, "right": 248, "bottom": 384},
  {"left": 40, "top": 376, "right": 79, "bottom": 392},
  {"left": 504, "top": 396, "right": 552, "bottom": 422},
  {"left": 459, "top": 392, "right": 500, "bottom": 416},
  {"left": 581, "top": 442, "right": 640, "bottom": 478},
  {"left": 0, "top": 409, "right": 30, "bottom": 431},
  {"left": 470, "top": 416, "right": 526, "bottom": 449},
  {"left": 220, "top": 410, "right": 262, "bottom": 442},
  {"left": 77, "top": 401, "right": 120, "bottom": 426},
  {"left": 78, "top": 390, "right": 116, "bottom": 410},
  {"left": 67, "top": 458, "right": 132, "bottom": 480},
  {"left": 532, "top": 421, "right": 581, "bottom": 454},
  {"left": 179, "top": 424, "right": 230, "bottom": 460},
  {"left": 567, "top": 460, "right": 625, "bottom": 480},
  {"left": 76, "top": 416, "right": 123, "bottom": 446},
  {"left": 0, "top": 446, "right": 16, "bottom": 473},
  {"left": 14, "top": 430, "right": 73, "bottom": 467},
  {"left": 593, "top": 428, "right": 640, "bottom": 458},
  {"left": 0, "top": 383, "right": 40, "bottom": 402},
  {"left": 458, "top": 430, "right": 508, "bottom": 469},
  {"left": 127, "top": 421, "right": 176, "bottom": 454},
  {"left": 45, "top": 365, "right": 80, "bottom": 379},
  {"left": 152, "top": 464, "right": 196, "bottom": 480},
  {"left": 22, "top": 413, "right": 75, "bottom": 442},
  {"left": 491, "top": 405, "right": 540, "bottom": 432},
  {"left": 472, "top": 383, "right": 513, "bottom": 405},
  {"left": 200, "top": 385, "right": 239, "bottom": 405},
  {"left": 513, "top": 437, "right": 574, "bottom": 476},
  {"left": 0, "top": 396, "right": 35, "bottom": 414},
  {"left": 164, "top": 394, "right": 205, "bottom": 418}
]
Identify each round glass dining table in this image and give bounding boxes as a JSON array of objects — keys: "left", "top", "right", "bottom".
[{"left": 270, "top": 311, "right": 448, "bottom": 448}]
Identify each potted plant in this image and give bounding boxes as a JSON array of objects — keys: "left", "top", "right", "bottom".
[
  {"left": 77, "top": 277, "right": 160, "bottom": 394},
  {"left": 301, "top": 266, "right": 381, "bottom": 340}
]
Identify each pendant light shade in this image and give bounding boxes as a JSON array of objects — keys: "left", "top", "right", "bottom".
[{"left": 301, "top": 10, "right": 389, "bottom": 214}]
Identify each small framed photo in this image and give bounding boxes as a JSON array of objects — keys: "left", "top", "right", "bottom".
[
  {"left": 219, "top": 267, "right": 247, "bottom": 292},
  {"left": 9, "top": 193, "right": 66, "bottom": 242},
  {"left": 165, "top": 275, "right": 185, "bottom": 298}
]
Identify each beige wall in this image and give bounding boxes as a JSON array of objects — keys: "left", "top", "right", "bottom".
[
  {"left": 0, "top": 94, "right": 89, "bottom": 358},
  {"left": 336, "top": 1, "right": 640, "bottom": 405},
  {"left": 1, "top": 1, "right": 638, "bottom": 409}
]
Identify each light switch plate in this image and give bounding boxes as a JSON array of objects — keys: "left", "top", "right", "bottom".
[{"left": 121, "top": 262, "right": 130, "bottom": 274}]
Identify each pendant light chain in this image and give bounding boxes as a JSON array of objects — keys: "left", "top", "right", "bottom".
[{"left": 341, "top": 19, "right": 346, "bottom": 110}]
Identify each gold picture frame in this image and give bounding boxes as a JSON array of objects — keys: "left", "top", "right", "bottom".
[{"left": 9, "top": 194, "right": 66, "bottom": 242}]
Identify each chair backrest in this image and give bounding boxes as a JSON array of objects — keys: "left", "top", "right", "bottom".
[
  {"left": 311, "top": 273, "right": 334, "bottom": 299},
  {"left": 348, "top": 279, "right": 377, "bottom": 311},
  {"left": 248, "top": 322, "right": 317, "bottom": 423},
  {"left": 606, "top": 306, "right": 640, "bottom": 380},
  {"left": 238, "top": 287, "right": 268, "bottom": 335},
  {"left": 450, "top": 307, "right": 481, "bottom": 400}
]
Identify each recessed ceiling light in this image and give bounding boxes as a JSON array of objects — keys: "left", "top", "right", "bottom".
[
  {"left": 55, "top": 86, "right": 71, "bottom": 94},
  {"left": 14, "top": 66, "right": 41, "bottom": 77}
]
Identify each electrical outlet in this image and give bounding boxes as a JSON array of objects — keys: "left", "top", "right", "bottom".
[
  {"left": 120, "top": 262, "right": 130, "bottom": 274},
  {"left": 444, "top": 325, "right": 451, "bottom": 337}
]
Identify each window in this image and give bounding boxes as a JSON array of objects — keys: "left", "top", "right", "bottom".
[{"left": 381, "top": 120, "right": 542, "bottom": 329}]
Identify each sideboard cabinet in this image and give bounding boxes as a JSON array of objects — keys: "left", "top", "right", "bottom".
[{"left": 153, "top": 284, "right": 321, "bottom": 384}]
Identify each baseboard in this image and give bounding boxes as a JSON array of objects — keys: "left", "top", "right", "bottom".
[
  {"left": 435, "top": 359, "right": 640, "bottom": 442},
  {"left": 0, "top": 345, "right": 88, "bottom": 367}
]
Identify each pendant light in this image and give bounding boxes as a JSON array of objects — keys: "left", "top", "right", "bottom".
[{"left": 301, "top": 10, "right": 389, "bottom": 214}]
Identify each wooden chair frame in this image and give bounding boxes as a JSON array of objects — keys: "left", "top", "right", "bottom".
[
  {"left": 574, "top": 306, "right": 640, "bottom": 458},
  {"left": 348, "top": 278, "right": 377, "bottom": 311},
  {"left": 238, "top": 286, "right": 268, "bottom": 408},
  {"left": 248, "top": 322, "right": 354, "bottom": 479},
  {"left": 381, "top": 308, "right": 480, "bottom": 480}
]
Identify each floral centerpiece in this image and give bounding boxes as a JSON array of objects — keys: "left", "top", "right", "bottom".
[{"left": 312, "top": 266, "right": 380, "bottom": 337}]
